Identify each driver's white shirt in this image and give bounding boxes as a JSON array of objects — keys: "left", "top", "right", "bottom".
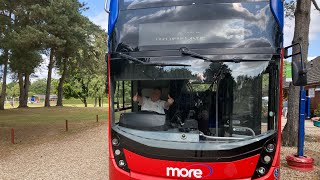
[{"left": 141, "top": 97, "right": 167, "bottom": 114}]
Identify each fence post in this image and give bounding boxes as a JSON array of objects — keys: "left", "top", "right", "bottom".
[
  {"left": 66, "top": 120, "right": 68, "bottom": 132},
  {"left": 11, "top": 128, "right": 14, "bottom": 144},
  {"left": 96, "top": 115, "right": 99, "bottom": 123}
]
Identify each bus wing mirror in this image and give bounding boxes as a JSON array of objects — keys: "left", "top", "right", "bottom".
[
  {"left": 284, "top": 43, "right": 307, "bottom": 86},
  {"left": 104, "top": 0, "right": 111, "bottom": 14}
]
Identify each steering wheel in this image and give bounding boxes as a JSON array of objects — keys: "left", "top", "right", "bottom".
[
  {"left": 232, "top": 126, "right": 256, "bottom": 136},
  {"left": 140, "top": 110, "right": 164, "bottom": 115}
]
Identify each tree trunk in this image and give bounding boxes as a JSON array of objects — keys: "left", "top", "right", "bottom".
[
  {"left": 18, "top": 73, "right": 26, "bottom": 108},
  {"left": 45, "top": 48, "right": 55, "bottom": 107},
  {"left": 22, "top": 74, "right": 30, "bottom": 107},
  {"left": 0, "top": 51, "right": 9, "bottom": 110},
  {"left": 99, "top": 97, "right": 102, "bottom": 107},
  {"left": 84, "top": 97, "right": 87, "bottom": 107},
  {"left": 282, "top": 0, "right": 311, "bottom": 147},
  {"left": 282, "top": 85, "right": 300, "bottom": 146},
  {"left": 57, "top": 58, "right": 68, "bottom": 106},
  {"left": 94, "top": 97, "right": 97, "bottom": 107}
]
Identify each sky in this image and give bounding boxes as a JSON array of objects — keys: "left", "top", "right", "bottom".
[
  {"left": 283, "top": 0, "right": 320, "bottom": 61},
  {"left": 7, "top": 0, "right": 320, "bottom": 81}
]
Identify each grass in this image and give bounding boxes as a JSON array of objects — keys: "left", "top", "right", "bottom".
[
  {"left": 3, "top": 98, "right": 108, "bottom": 109},
  {"left": 0, "top": 107, "right": 108, "bottom": 125},
  {"left": 0, "top": 106, "right": 108, "bottom": 158},
  {"left": 63, "top": 98, "right": 108, "bottom": 105}
]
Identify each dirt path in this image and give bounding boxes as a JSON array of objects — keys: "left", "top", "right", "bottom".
[{"left": 0, "top": 124, "right": 109, "bottom": 180}]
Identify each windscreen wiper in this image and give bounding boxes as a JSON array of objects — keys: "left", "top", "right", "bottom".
[
  {"left": 117, "top": 52, "right": 147, "bottom": 64},
  {"left": 180, "top": 47, "right": 272, "bottom": 63},
  {"left": 115, "top": 52, "right": 191, "bottom": 66}
]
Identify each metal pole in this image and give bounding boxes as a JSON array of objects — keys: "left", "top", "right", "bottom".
[
  {"left": 11, "top": 128, "right": 14, "bottom": 144},
  {"left": 306, "top": 96, "right": 311, "bottom": 119},
  {"left": 122, "top": 81, "right": 125, "bottom": 108},
  {"left": 298, "top": 86, "right": 306, "bottom": 156}
]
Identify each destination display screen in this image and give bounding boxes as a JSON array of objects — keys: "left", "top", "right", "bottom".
[{"left": 138, "top": 20, "right": 245, "bottom": 46}]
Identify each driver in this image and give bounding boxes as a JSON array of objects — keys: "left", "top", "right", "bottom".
[{"left": 133, "top": 87, "right": 174, "bottom": 114}]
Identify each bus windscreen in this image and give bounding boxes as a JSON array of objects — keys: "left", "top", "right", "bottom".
[{"left": 114, "top": 1, "right": 278, "bottom": 52}]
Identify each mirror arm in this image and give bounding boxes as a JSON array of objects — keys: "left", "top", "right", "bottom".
[
  {"left": 284, "top": 42, "right": 306, "bottom": 74},
  {"left": 104, "top": 0, "right": 110, "bottom": 13}
]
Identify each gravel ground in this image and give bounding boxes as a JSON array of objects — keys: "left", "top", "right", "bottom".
[
  {"left": 280, "top": 119, "right": 320, "bottom": 180},
  {"left": 1, "top": 119, "right": 319, "bottom": 180},
  {"left": 0, "top": 124, "right": 109, "bottom": 180}
]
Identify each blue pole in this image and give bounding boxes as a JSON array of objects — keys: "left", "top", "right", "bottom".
[{"left": 298, "top": 86, "right": 306, "bottom": 156}]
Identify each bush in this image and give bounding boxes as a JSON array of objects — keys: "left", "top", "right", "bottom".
[{"left": 314, "top": 103, "right": 320, "bottom": 117}]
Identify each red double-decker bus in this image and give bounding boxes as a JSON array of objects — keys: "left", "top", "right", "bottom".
[{"left": 105, "top": 0, "right": 306, "bottom": 179}]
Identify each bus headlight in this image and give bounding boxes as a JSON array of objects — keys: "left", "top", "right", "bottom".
[
  {"left": 119, "top": 160, "right": 126, "bottom": 167},
  {"left": 262, "top": 155, "right": 272, "bottom": 164},
  {"left": 257, "top": 167, "right": 266, "bottom": 175},
  {"left": 265, "top": 144, "right": 275, "bottom": 153},
  {"left": 115, "top": 149, "right": 121, "bottom": 156},
  {"left": 112, "top": 138, "right": 120, "bottom": 146}
]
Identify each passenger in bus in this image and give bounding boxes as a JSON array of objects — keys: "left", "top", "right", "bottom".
[{"left": 132, "top": 87, "right": 174, "bottom": 114}]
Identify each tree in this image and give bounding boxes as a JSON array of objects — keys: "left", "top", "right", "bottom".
[
  {"left": 64, "top": 21, "right": 107, "bottom": 107},
  {"left": 55, "top": 1, "right": 88, "bottom": 106},
  {"left": 31, "top": 0, "right": 70, "bottom": 107},
  {"left": 10, "top": 49, "right": 43, "bottom": 108},
  {"left": 63, "top": 73, "right": 92, "bottom": 107},
  {"left": 2, "top": 0, "right": 50, "bottom": 108},
  {"left": 55, "top": 11, "right": 107, "bottom": 107},
  {"left": 282, "top": 0, "right": 320, "bottom": 146},
  {"left": 0, "top": 0, "right": 13, "bottom": 110},
  {"left": 89, "top": 75, "right": 106, "bottom": 107}
]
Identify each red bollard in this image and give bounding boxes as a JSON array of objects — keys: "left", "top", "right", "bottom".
[
  {"left": 96, "top": 115, "right": 99, "bottom": 123},
  {"left": 11, "top": 128, "right": 14, "bottom": 144},
  {"left": 286, "top": 155, "right": 314, "bottom": 171},
  {"left": 66, "top": 120, "right": 68, "bottom": 132}
]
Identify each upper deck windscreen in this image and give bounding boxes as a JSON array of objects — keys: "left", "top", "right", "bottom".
[{"left": 112, "top": 1, "right": 280, "bottom": 52}]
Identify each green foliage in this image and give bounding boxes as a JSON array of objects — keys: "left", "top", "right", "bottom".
[
  {"left": 29, "top": 79, "right": 47, "bottom": 95},
  {"left": 51, "top": 79, "right": 59, "bottom": 95},
  {"left": 89, "top": 75, "right": 106, "bottom": 98},
  {"left": 28, "top": 78, "right": 59, "bottom": 96},
  {"left": 63, "top": 82, "right": 82, "bottom": 99},
  {"left": 115, "top": 81, "right": 132, "bottom": 104},
  {"left": 61, "top": 18, "right": 107, "bottom": 106},
  {"left": 63, "top": 98, "right": 108, "bottom": 105},
  {"left": 6, "top": 83, "right": 19, "bottom": 97}
]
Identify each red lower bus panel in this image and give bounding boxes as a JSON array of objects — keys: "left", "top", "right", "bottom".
[{"left": 123, "top": 149, "right": 260, "bottom": 179}]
